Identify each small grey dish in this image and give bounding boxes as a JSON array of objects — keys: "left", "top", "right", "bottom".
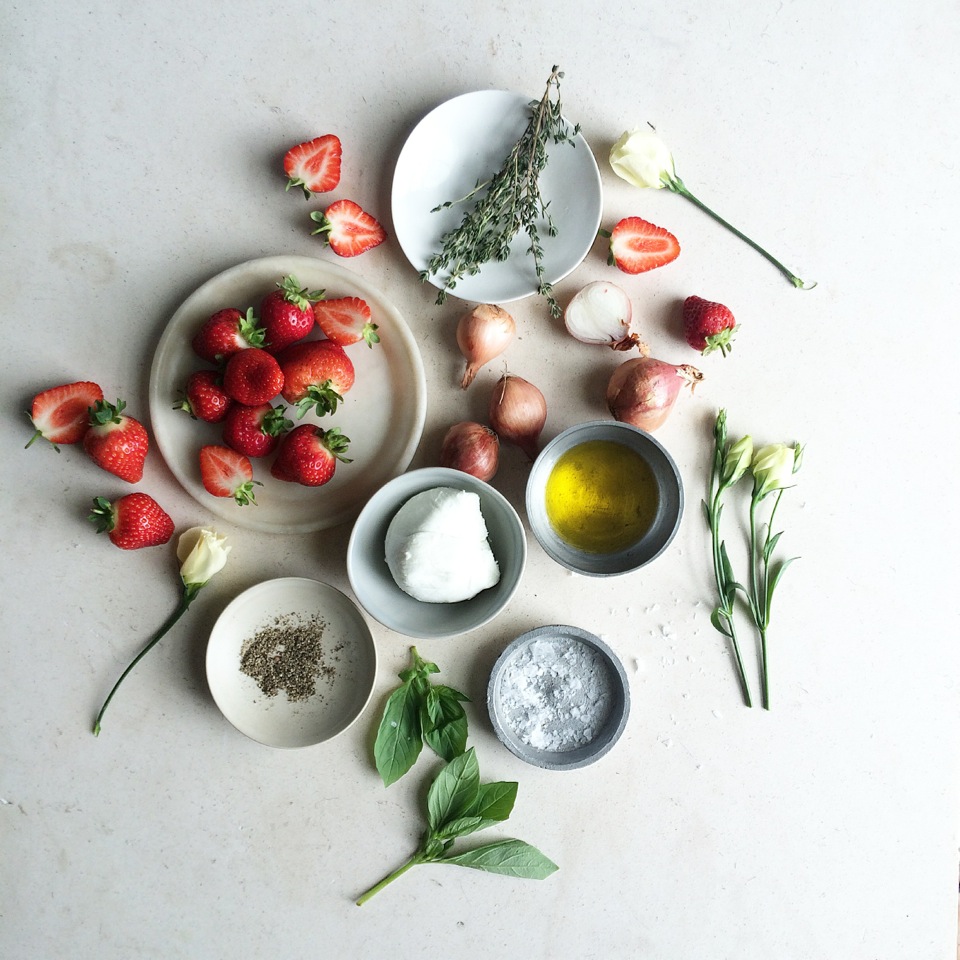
[
  {"left": 487, "top": 625, "right": 630, "bottom": 771},
  {"left": 347, "top": 467, "right": 526, "bottom": 640},
  {"left": 525, "top": 420, "right": 684, "bottom": 577}
]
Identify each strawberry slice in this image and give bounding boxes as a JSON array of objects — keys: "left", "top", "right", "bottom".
[
  {"left": 199, "top": 444, "right": 261, "bottom": 506},
  {"left": 284, "top": 135, "right": 342, "bottom": 198},
  {"left": 25, "top": 380, "right": 104, "bottom": 450},
  {"left": 607, "top": 217, "right": 681, "bottom": 275},
  {"left": 310, "top": 200, "right": 386, "bottom": 257},
  {"left": 313, "top": 297, "right": 379, "bottom": 348}
]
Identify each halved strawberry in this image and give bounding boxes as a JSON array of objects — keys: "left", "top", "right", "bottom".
[
  {"left": 88, "top": 493, "right": 174, "bottom": 549},
  {"left": 310, "top": 200, "right": 386, "bottom": 257},
  {"left": 284, "top": 134, "right": 342, "bottom": 198},
  {"left": 607, "top": 217, "right": 681, "bottom": 275},
  {"left": 260, "top": 275, "right": 323, "bottom": 353},
  {"left": 25, "top": 380, "right": 104, "bottom": 450},
  {"left": 199, "top": 445, "right": 261, "bottom": 506},
  {"left": 270, "top": 425, "right": 351, "bottom": 487},
  {"left": 277, "top": 339, "right": 355, "bottom": 418},
  {"left": 192, "top": 307, "right": 266, "bottom": 363},
  {"left": 313, "top": 296, "right": 379, "bottom": 348}
]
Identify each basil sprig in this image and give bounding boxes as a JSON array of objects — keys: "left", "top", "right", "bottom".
[
  {"left": 374, "top": 647, "right": 469, "bottom": 786},
  {"left": 356, "top": 748, "right": 558, "bottom": 905}
]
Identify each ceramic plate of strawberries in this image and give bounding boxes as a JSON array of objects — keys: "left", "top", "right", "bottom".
[
  {"left": 149, "top": 255, "right": 427, "bottom": 534},
  {"left": 392, "top": 89, "right": 602, "bottom": 304}
]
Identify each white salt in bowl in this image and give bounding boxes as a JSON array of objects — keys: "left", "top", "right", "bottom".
[
  {"left": 346, "top": 467, "right": 527, "bottom": 639},
  {"left": 487, "top": 625, "right": 630, "bottom": 770}
]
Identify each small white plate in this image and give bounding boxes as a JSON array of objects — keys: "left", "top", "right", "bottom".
[
  {"left": 148, "top": 255, "right": 427, "bottom": 534},
  {"left": 206, "top": 578, "right": 377, "bottom": 748},
  {"left": 392, "top": 89, "right": 602, "bottom": 304}
]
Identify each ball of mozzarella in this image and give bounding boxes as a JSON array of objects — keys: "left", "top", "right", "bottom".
[{"left": 385, "top": 487, "right": 500, "bottom": 603}]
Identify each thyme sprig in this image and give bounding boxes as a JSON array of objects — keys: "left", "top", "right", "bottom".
[{"left": 419, "top": 66, "right": 580, "bottom": 318}]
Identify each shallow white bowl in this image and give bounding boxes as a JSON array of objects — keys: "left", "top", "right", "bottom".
[
  {"left": 206, "top": 578, "right": 377, "bottom": 748},
  {"left": 346, "top": 468, "right": 526, "bottom": 639}
]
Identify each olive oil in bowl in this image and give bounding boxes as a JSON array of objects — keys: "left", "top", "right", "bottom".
[{"left": 544, "top": 439, "right": 659, "bottom": 554}]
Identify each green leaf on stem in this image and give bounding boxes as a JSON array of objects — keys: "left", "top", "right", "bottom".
[
  {"left": 763, "top": 530, "right": 784, "bottom": 564},
  {"left": 421, "top": 685, "right": 469, "bottom": 762},
  {"left": 426, "top": 746, "right": 481, "bottom": 833},
  {"left": 374, "top": 680, "right": 423, "bottom": 786},
  {"left": 443, "top": 839, "right": 559, "bottom": 879}
]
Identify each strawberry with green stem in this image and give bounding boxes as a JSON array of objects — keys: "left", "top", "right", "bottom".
[
  {"left": 192, "top": 307, "right": 265, "bottom": 363},
  {"left": 313, "top": 296, "right": 379, "bottom": 348},
  {"left": 310, "top": 200, "right": 386, "bottom": 257},
  {"left": 682, "top": 296, "right": 739, "bottom": 357},
  {"left": 222, "top": 402, "right": 292, "bottom": 458},
  {"left": 25, "top": 380, "right": 104, "bottom": 450},
  {"left": 277, "top": 339, "right": 355, "bottom": 418},
  {"left": 270, "top": 424, "right": 351, "bottom": 486},
  {"left": 199, "top": 444, "right": 261, "bottom": 506},
  {"left": 88, "top": 493, "right": 174, "bottom": 549},
  {"left": 260, "top": 275, "right": 324, "bottom": 353},
  {"left": 83, "top": 399, "right": 150, "bottom": 483},
  {"left": 174, "top": 369, "right": 232, "bottom": 423}
]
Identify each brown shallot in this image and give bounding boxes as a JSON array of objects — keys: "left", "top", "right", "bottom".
[
  {"left": 439, "top": 421, "right": 500, "bottom": 481},
  {"left": 488, "top": 373, "right": 546, "bottom": 460},
  {"left": 457, "top": 304, "right": 516, "bottom": 389},
  {"left": 564, "top": 280, "right": 647, "bottom": 351},
  {"left": 606, "top": 356, "right": 703, "bottom": 432}
]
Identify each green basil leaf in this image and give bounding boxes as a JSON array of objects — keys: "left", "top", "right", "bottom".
[
  {"left": 373, "top": 680, "right": 423, "bottom": 787},
  {"left": 421, "top": 686, "right": 469, "bottom": 761},
  {"left": 435, "top": 815, "right": 485, "bottom": 839},
  {"left": 423, "top": 714, "right": 468, "bottom": 762},
  {"left": 426, "top": 747, "right": 480, "bottom": 833},
  {"left": 465, "top": 781, "right": 517, "bottom": 822},
  {"left": 443, "top": 839, "right": 559, "bottom": 880}
]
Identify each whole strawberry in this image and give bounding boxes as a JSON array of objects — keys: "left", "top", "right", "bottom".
[
  {"left": 309, "top": 200, "right": 386, "bottom": 257},
  {"left": 174, "top": 369, "right": 232, "bottom": 423},
  {"left": 25, "top": 380, "right": 104, "bottom": 450},
  {"left": 270, "top": 424, "right": 352, "bottom": 486},
  {"left": 277, "top": 339, "right": 355, "bottom": 418},
  {"left": 682, "top": 296, "right": 738, "bottom": 356},
  {"left": 192, "top": 307, "right": 266, "bottom": 363},
  {"left": 83, "top": 399, "right": 150, "bottom": 483},
  {"left": 222, "top": 348, "right": 284, "bottom": 406},
  {"left": 88, "top": 493, "right": 174, "bottom": 549},
  {"left": 222, "top": 402, "right": 293, "bottom": 458},
  {"left": 260, "top": 275, "right": 323, "bottom": 353}
]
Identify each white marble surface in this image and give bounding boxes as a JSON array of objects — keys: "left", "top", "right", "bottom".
[{"left": 3, "top": 1, "right": 958, "bottom": 957}]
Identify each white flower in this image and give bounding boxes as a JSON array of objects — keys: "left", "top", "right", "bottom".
[
  {"left": 176, "top": 527, "right": 230, "bottom": 587},
  {"left": 609, "top": 129, "right": 676, "bottom": 190},
  {"left": 722, "top": 435, "right": 753, "bottom": 486},
  {"left": 751, "top": 444, "right": 801, "bottom": 500}
]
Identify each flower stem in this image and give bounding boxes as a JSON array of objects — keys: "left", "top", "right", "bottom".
[
  {"left": 665, "top": 175, "right": 815, "bottom": 289},
  {"left": 92, "top": 583, "right": 201, "bottom": 736},
  {"left": 355, "top": 854, "right": 423, "bottom": 906}
]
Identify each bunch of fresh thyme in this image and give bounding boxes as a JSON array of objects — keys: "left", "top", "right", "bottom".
[{"left": 419, "top": 65, "right": 580, "bottom": 318}]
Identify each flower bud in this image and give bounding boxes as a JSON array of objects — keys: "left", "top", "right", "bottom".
[
  {"left": 751, "top": 443, "right": 799, "bottom": 500},
  {"left": 609, "top": 129, "right": 676, "bottom": 190},
  {"left": 722, "top": 435, "right": 753, "bottom": 486},
  {"left": 177, "top": 526, "right": 230, "bottom": 587}
]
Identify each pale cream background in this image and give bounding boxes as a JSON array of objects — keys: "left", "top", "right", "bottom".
[{"left": 2, "top": 1, "right": 958, "bottom": 958}]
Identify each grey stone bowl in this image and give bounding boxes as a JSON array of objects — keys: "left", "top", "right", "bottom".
[
  {"left": 525, "top": 420, "right": 684, "bottom": 577},
  {"left": 487, "top": 625, "right": 630, "bottom": 771}
]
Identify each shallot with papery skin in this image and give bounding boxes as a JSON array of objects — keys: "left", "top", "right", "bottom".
[
  {"left": 564, "top": 281, "right": 648, "bottom": 352},
  {"left": 439, "top": 421, "right": 500, "bottom": 481},
  {"left": 489, "top": 373, "right": 546, "bottom": 460},
  {"left": 457, "top": 304, "right": 516, "bottom": 388},
  {"left": 606, "top": 356, "right": 704, "bottom": 432}
]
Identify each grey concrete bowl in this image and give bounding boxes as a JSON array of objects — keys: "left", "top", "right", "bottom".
[
  {"left": 487, "top": 625, "right": 630, "bottom": 770},
  {"left": 346, "top": 467, "right": 526, "bottom": 639},
  {"left": 525, "top": 420, "right": 683, "bottom": 577}
]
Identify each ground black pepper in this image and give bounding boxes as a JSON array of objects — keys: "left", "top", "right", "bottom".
[{"left": 239, "top": 611, "right": 344, "bottom": 702}]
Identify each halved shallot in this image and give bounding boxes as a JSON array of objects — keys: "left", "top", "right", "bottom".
[{"left": 564, "top": 281, "right": 647, "bottom": 351}]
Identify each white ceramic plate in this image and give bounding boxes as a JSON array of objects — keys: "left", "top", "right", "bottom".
[
  {"left": 149, "top": 255, "right": 427, "bottom": 534},
  {"left": 392, "top": 89, "right": 602, "bottom": 304},
  {"left": 206, "top": 578, "right": 377, "bottom": 748}
]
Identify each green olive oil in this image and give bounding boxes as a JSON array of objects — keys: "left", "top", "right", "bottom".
[{"left": 544, "top": 439, "right": 659, "bottom": 553}]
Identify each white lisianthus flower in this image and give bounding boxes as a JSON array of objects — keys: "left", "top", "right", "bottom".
[
  {"left": 751, "top": 443, "right": 801, "bottom": 500},
  {"left": 177, "top": 527, "right": 231, "bottom": 587},
  {"left": 721, "top": 435, "right": 753, "bottom": 486},
  {"left": 609, "top": 128, "right": 676, "bottom": 189}
]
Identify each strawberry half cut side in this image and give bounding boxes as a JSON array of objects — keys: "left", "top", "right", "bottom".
[
  {"left": 284, "top": 134, "right": 342, "bottom": 198},
  {"left": 607, "top": 217, "right": 681, "bottom": 275},
  {"left": 25, "top": 380, "right": 104, "bottom": 450}
]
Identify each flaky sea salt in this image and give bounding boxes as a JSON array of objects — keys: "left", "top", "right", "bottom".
[{"left": 497, "top": 637, "right": 614, "bottom": 752}]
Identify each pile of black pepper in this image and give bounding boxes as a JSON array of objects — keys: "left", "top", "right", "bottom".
[{"left": 239, "top": 612, "right": 343, "bottom": 702}]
